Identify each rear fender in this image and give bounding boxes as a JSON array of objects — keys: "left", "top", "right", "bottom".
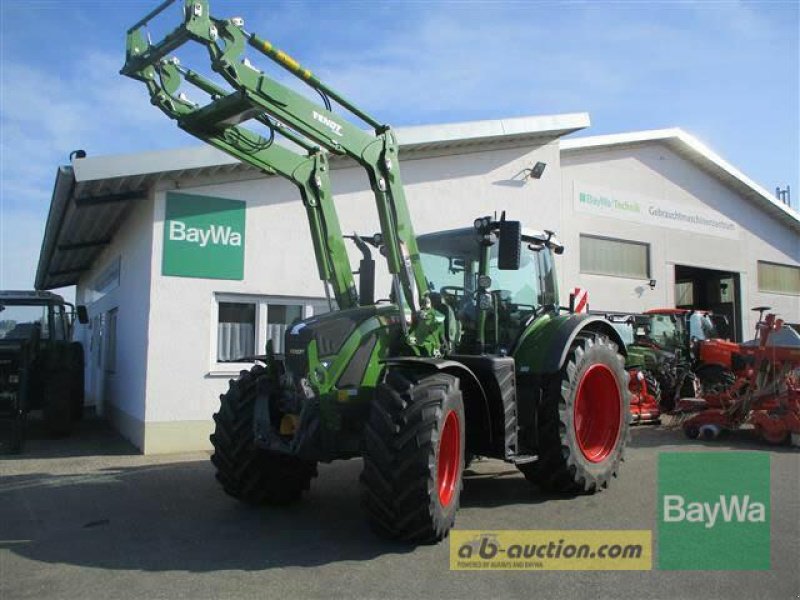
[
  {"left": 381, "top": 357, "right": 494, "bottom": 452},
  {"left": 513, "top": 313, "right": 627, "bottom": 375}
]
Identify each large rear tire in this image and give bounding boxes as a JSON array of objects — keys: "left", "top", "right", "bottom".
[
  {"left": 210, "top": 365, "right": 317, "bottom": 506},
  {"left": 43, "top": 372, "right": 72, "bottom": 437},
  {"left": 518, "top": 333, "right": 629, "bottom": 493},
  {"left": 67, "top": 342, "right": 85, "bottom": 421},
  {"left": 361, "top": 370, "right": 465, "bottom": 543},
  {"left": 6, "top": 408, "right": 25, "bottom": 454}
]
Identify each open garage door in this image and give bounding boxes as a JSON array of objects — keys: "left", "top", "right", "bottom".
[{"left": 674, "top": 265, "right": 742, "bottom": 341}]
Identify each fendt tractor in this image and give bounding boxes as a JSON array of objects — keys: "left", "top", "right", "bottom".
[{"left": 123, "top": 0, "right": 630, "bottom": 542}]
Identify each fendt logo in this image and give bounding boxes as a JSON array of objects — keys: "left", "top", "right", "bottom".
[
  {"left": 312, "top": 110, "right": 343, "bottom": 137},
  {"left": 168, "top": 220, "right": 242, "bottom": 248},
  {"left": 662, "top": 494, "right": 766, "bottom": 529}
]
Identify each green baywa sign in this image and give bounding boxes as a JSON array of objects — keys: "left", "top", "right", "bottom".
[
  {"left": 162, "top": 192, "right": 246, "bottom": 280},
  {"left": 658, "top": 452, "right": 770, "bottom": 570}
]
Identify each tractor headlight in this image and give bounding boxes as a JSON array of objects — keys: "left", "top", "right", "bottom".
[{"left": 473, "top": 217, "right": 490, "bottom": 232}]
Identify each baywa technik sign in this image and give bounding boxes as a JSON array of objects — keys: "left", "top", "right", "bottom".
[
  {"left": 574, "top": 182, "right": 738, "bottom": 239},
  {"left": 162, "top": 192, "right": 246, "bottom": 280}
]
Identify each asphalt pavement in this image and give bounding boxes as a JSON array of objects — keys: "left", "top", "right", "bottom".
[{"left": 1, "top": 418, "right": 798, "bottom": 600}]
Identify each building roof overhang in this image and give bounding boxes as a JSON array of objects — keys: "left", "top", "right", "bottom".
[{"left": 35, "top": 113, "right": 589, "bottom": 289}]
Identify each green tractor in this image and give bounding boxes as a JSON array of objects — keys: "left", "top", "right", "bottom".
[
  {"left": 0, "top": 291, "right": 88, "bottom": 453},
  {"left": 607, "top": 312, "right": 701, "bottom": 412},
  {"left": 123, "top": 0, "right": 631, "bottom": 542}
]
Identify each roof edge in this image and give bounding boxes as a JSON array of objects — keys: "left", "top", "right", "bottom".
[
  {"left": 71, "top": 112, "right": 590, "bottom": 184},
  {"left": 35, "top": 166, "right": 75, "bottom": 290}
]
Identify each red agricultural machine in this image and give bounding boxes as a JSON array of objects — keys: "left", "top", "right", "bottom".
[
  {"left": 627, "top": 368, "right": 662, "bottom": 425},
  {"left": 675, "top": 307, "right": 800, "bottom": 446}
]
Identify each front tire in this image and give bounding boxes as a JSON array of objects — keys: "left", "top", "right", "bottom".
[
  {"left": 642, "top": 371, "right": 662, "bottom": 405},
  {"left": 210, "top": 365, "right": 317, "bottom": 506},
  {"left": 518, "top": 333, "right": 629, "bottom": 493},
  {"left": 361, "top": 370, "right": 465, "bottom": 543}
]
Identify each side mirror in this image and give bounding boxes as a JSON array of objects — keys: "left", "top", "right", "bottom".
[
  {"left": 76, "top": 305, "right": 89, "bottom": 325},
  {"left": 498, "top": 220, "right": 521, "bottom": 270},
  {"left": 358, "top": 258, "right": 375, "bottom": 306}
]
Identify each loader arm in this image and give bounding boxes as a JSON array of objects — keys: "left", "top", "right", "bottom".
[
  {"left": 122, "top": 29, "right": 357, "bottom": 309},
  {"left": 121, "top": 0, "right": 427, "bottom": 316}
]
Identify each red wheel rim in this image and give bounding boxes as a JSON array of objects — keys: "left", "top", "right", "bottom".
[
  {"left": 573, "top": 364, "right": 621, "bottom": 463},
  {"left": 437, "top": 410, "right": 461, "bottom": 507}
]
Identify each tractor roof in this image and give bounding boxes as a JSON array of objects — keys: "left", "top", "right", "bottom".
[
  {"left": 0, "top": 290, "right": 66, "bottom": 304},
  {"left": 418, "top": 227, "right": 556, "bottom": 257}
]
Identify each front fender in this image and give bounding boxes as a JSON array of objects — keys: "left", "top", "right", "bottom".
[
  {"left": 381, "top": 357, "right": 494, "bottom": 450},
  {"left": 513, "top": 313, "right": 627, "bottom": 374}
]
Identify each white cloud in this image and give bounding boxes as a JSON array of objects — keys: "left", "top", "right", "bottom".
[
  {"left": 0, "top": 50, "right": 189, "bottom": 290},
  {"left": 0, "top": 0, "right": 796, "bottom": 294}
]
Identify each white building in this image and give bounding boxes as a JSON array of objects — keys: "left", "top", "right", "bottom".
[{"left": 35, "top": 114, "right": 799, "bottom": 453}]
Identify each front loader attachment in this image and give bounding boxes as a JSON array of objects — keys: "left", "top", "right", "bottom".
[{"left": 122, "top": 0, "right": 428, "bottom": 318}]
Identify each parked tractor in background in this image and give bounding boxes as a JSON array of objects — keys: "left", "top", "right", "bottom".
[
  {"left": 676, "top": 308, "right": 800, "bottom": 446},
  {"left": 643, "top": 308, "right": 740, "bottom": 402},
  {"left": 123, "top": 0, "right": 631, "bottom": 542},
  {"left": 606, "top": 311, "right": 700, "bottom": 420},
  {"left": 0, "top": 291, "right": 88, "bottom": 453}
]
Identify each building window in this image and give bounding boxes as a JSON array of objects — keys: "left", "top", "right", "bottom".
[
  {"left": 105, "top": 308, "right": 118, "bottom": 374},
  {"left": 90, "top": 257, "right": 121, "bottom": 303},
  {"left": 217, "top": 302, "right": 256, "bottom": 362},
  {"left": 213, "top": 294, "right": 328, "bottom": 367},
  {"left": 580, "top": 234, "right": 650, "bottom": 279},
  {"left": 675, "top": 281, "right": 694, "bottom": 307},
  {"left": 266, "top": 304, "right": 304, "bottom": 354},
  {"left": 757, "top": 261, "right": 800, "bottom": 295}
]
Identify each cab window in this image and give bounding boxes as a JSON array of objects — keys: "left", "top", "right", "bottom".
[{"left": 51, "top": 304, "right": 67, "bottom": 341}]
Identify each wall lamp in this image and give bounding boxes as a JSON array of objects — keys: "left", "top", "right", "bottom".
[{"left": 527, "top": 161, "right": 547, "bottom": 179}]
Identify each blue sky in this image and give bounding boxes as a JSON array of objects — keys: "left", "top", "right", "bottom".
[{"left": 1, "top": 0, "right": 797, "bottom": 293}]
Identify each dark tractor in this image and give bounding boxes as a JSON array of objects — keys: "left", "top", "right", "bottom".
[{"left": 0, "top": 291, "right": 88, "bottom": 453}]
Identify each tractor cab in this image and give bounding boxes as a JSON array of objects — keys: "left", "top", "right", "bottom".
[
  {"left": 0, "top": 291, "right": 88, "bottom": 451},
  {"left": 636, "top": 311, "right": 683, "bottom": 353},
  {"left": 417, "top": 225, "right": 561, "bottom": 354}
]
